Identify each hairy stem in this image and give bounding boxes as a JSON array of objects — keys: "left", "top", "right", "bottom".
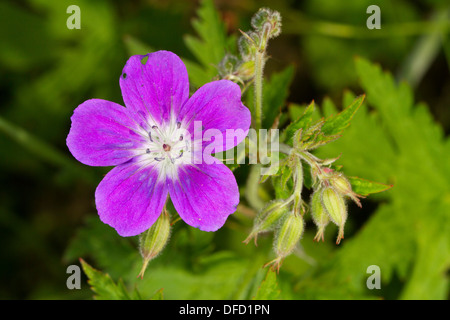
[
  {"left": 254, "top": 51, "right": 265, "bottom": 131},
  {"left": 245, "top": 164, "right": 265, "bottom": 210}
]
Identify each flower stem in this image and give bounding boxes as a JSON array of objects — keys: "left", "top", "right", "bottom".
[
  {"left": 254, "top": 50, "right": 265, "bottom": 131},
  {"left": 245, "top": 164, "right": 265, "bottom": 211}
]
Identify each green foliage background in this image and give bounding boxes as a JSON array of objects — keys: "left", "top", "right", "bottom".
[{"left": 0, "top": 0, "right": 449, "bottom": 299}]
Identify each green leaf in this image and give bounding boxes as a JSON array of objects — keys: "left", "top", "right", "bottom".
[
  {"left": 183, "top": 0, "right": 228, "bottom": 86},
  {"left": 283, "top": 101, "right": 315, "bottom": 144},
  {"left": 262, "top": 66, "right": 295, "bottom": 129},
  {"left": 80, "top": 259, "right": 135, "bottom": 300},
  {"left": 123, "top": 35, "right": 154, "bottom": 56},
  {"left": 347, "top": 176, "right": 393, "bottom": 196},
  {"left": 64, "top": 216, "right": 138, "bottom": 280},
  {"left": 182, "top": 58, "right": 213, "bottom": 89},
  {"left": 321, "top": 94, "right": 365, "bottom": 136},
  {"left": 253, "top": 269, "right": 280, "bottom": 300},
  {"left": 298, "top": 58, "right": 450, "bottom": 300},
  {"left": 135, "top": 252, "right": 251, "bottom": 299},
  {"left": 280, "top": 162, "right": 293, "bottom": 190},
  {"left": 272, "top": 173, "right": 293, "bottom": 200}
]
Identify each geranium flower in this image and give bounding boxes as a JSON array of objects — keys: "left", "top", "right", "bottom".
[{"left": 67, "top": 51, "right": 251, "bottom": 236}]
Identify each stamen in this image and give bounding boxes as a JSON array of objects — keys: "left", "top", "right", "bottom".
[{"left": 175, "top": 150, "right": 184, "bottom": 159}]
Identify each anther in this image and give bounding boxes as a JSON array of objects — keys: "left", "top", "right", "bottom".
[
  {"left": 179, "top": 134, "right": 183, "bottom": 141},
  {"left": 176, "top": 122, "right": 181, "bottom": 129},
  {"left": 148, "top": 132, "right": 153, "bottom": 142},
  {"left": 152, "top": 125, "right": 158, "bottom": 130},
  {"left": 154, "top": 157, "right": 165, "bottom": 161},
  {"left": 146, "top": 148, "right": 151, "bottom": 154}
]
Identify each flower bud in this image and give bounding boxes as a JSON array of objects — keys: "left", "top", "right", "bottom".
[
  {"left": 321, "top": 187, "right": 347, "bottom": 244},
  {"left": 235, "top": 60, "right": 255, "bottom": 81},
  {"left": 330, "top": 173, "right": 362, "bottom": 207},
  {"left": 138, "top": 209, "right": 171, "bottom": 278},
  {"left": 238, "top": 31, "right": 259, "bottom": 61},
  {"left": 311, "top": 189, "right": 330, "bottom": 242},
  {"left": 243, "top": 200, "right": 288, "bottom": 245},
  {"left": 218, "top": 53, "right": 240, "bottom": 78},
  {"left": 274, "top": 213, "right": 304, "bottom": 260},
  {"left": 250, "top": 8, "right": 282, "bottom": 39}
]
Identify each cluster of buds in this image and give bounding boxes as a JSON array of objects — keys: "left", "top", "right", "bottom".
[
  {"left": 218, "top": 54, "right": 254, "bottom": 85},
  {"left": 244, "top": 198, "right": 305, "bottom": 272},
  {"left": 245, "top": 150, "right": 307, "bottom": 271},
  {"left": 310, "top": 167, "right": 363, "bottom": 244},
  {"left": 217, "top": 8, "right": 282, "bottom": 88},
  {"left": 244, "top": 123, "right": 365, "bottom": 268},
  {"left": 137, "top": 208, "right": 171, "bottom": 278},
  {"left": 239, "top": 8, "right": 281, "bottom": 59}
]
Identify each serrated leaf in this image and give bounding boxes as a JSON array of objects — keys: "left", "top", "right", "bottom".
[
  {"left": 283, "top": 101, "right": 315, "bottom": 144},
  {"left": 321, "top": 94, "right": 365, "bottom": 136},
  {"left": 303, "top": 132, "right": 342, "bottom": 150},
  {"left": 347, "top": 176, "right": 393, "bottom": 196},
  {"left": 183, "top": 0, "right": 228, "bottom": 85},
  {"left": 80, "top": 259, "right": 134, "bottom": 300},
  {"left": 64, "top": 215, "right": 137, "bottom": 279},
  {"left": 123, "top": 35, "right": 154, "bottom": 56},
  {"left": 253, "top": 269, "right": 280, "bottom": 300},
  {"left": 262, "top": 66, "right": 295, "bottom": 129},
  {"left": 182, "top": 58, "right": 212, "bottom": 89},
  {"left": 299, "top": 58, "right": 450, "bottom": 300}
]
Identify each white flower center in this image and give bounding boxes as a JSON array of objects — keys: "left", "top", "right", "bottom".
[
  {"left": 146, "top": 120, "right": 188, "bottom": 164},
  {"left": 133, "top": 115, "right": 197, "bottom": 181}
]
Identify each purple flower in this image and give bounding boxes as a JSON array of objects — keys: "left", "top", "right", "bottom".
[{"left": 67, "top": 51, "right": 251, "bottom": 237}]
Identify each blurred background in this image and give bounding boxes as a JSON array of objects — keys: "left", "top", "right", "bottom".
[{"left": 0, "top": 0, "right": 449, "bottom": 299}]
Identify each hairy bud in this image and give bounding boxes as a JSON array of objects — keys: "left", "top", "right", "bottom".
[
  {"left": 273, "top": 213, "right": 304, "bottom": 265},
  {"left": 138, "top": 209, "right": 171, "bottom": 278},
  {"left": 330, "top": 173, "right": 362, "bottom": 207},
  {"left": 218, "top": 53, "right": 240, "bottom": 78},
  {"left": 311, "top": 189, "right": 330, "bottom": 242},
  {"left": 238, "top": 31, "right": 259, "bottom": 61},
  {"left": 250, "top": 8, "right": 282, "bottom": 40},
  {"left": 321, "top": 187, "right": 347, "bottom": 244},
  {"left": 235, "top": 60, "right": 255, "bottom": 81},
  {"left": 244, "top": 200, "right": 288, "bottom": 245}
]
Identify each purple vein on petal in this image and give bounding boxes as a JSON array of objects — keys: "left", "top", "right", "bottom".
[{"left": 168, "top": 173, "right": 202, "bottom": 223}]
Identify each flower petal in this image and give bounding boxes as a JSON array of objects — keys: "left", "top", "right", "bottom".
[
  {"left": 67, "top": 99, "right": 146, "bottom": 167},
  {"left": 95, "top": 160, "right": 168, "bottom": 237},
  {"left": 120, "top": 51, "right": 189, "bottom": 126},
  {"left": 179, "top": 80, "right": 251, "bottom": 153},
  {"left": 168, "top": 157, "right": 239, "bottom": 231}
]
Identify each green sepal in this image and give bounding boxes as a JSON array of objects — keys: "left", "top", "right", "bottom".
[
  {"left": 347, "top": 176, "right": 393, "bottom": 196},
  {"left": 321, "top": 94, "right": 365, "bottom": 136}
]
